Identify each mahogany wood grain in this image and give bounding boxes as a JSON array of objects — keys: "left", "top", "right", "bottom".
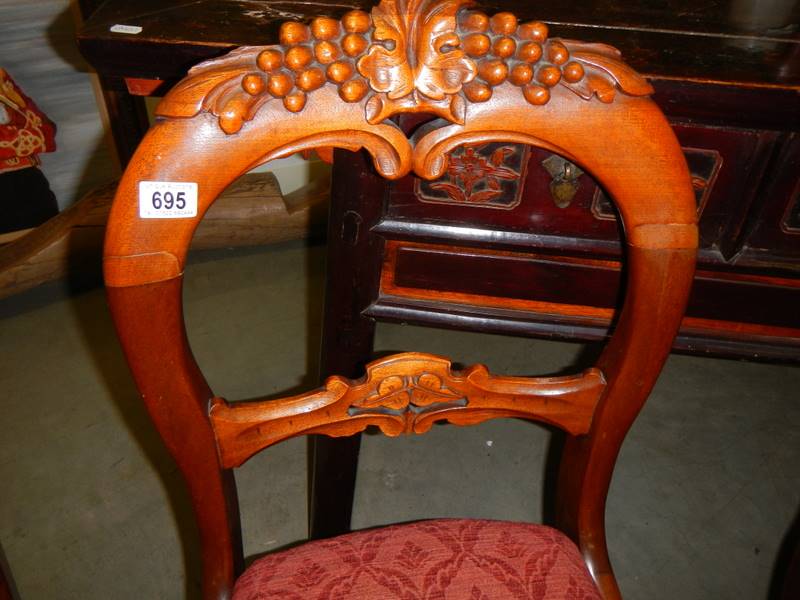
[
  {"left": 102, "top": 2, "right": 697, "bottom": 598},
  {"left": 97, "top": 78, "right": 150, "bottom": 168},
  {"left": 106, "top": 280, "right": 243, "bottom": 599}
]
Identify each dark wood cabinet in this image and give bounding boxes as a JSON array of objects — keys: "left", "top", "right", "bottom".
[
  {"left": 77, "top": 0, "right": 800, "bottom": 360},
  {"left": 370, "top": 105, "right": 800, "bottom": 360}
]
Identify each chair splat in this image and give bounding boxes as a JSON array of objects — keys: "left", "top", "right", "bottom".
[{"left": 210, "top": 352, "right": 606, "bottom": 468}]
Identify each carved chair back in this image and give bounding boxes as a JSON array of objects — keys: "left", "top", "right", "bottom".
[{"left": 103, "top": 1, "right": 697, "bottom": 599}]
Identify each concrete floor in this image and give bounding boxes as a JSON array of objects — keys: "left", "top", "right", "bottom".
[{"left": 1, "top": 241, "right": 798, "bottom": 599}]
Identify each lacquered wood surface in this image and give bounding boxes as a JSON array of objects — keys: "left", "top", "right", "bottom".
[
  {"left": 373, "top": 239, "right": 800, "bottom": 361},
  {"left": 382, "top": 241, "right": 800, "bottom": 329},
  {"left": 103, "top": 2, "right": 697, "bottom": 598}
]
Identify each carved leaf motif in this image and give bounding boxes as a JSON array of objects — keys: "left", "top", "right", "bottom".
[
  {"left": 359, "top": 371, "right": 463, "bottom": 413},
  {"left": 210, "top": 352, "right": 605, "bottom": 467},
  {"left": 154, "top": 1, "right": 655, "bottom": 134},
  {"left": 489, "top": 166, "right": 520, "bottom": 180},
  {"left": 358, "top": 0, "right": 413, "bottom": 99},
  {"left": 560, "top": 40, "right": 654, "bottom": 103},
  {"left": 469, "top": 189, "right": 502, "bottom": 203},
  {"left": 358, "top": 0, "right": 475, "bottom": 122},
  {"left": 410, "top": 373, "right": 461, "bottom": 407},
  {"left": 364, "top": 375, "right": 410, "bottom": 410},
  {"left": 429, "top": 181, "right": 467, "bottom": 202},
  {"left": 418, "top": 373, "right": 442, "bottom": 390},
  {"left": 413, "top": 0, "right": 476, "bottom": 100},
  {"left": 427, "top": 143, "right": 524, "bottom": 203},
  {"left": 469, "top": 190, "right": 502, "bottom": 204},
  {"left": 491, "top": 147, "right": 514, "bottom": 167},
  {"left": 378, "top": 375, "right": 405, "bottom": 396},
  {"left": 157, "top": 46, "right": 262, "bottom": 121}
]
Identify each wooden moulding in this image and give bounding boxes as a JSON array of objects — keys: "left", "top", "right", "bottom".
[{"left": 210, "top": 352, "right": 606, "bottom": 468}]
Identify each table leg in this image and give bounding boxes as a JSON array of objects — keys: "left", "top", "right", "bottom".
[{"left": 309, "top": 149, "right": 388, "bottom": 539}]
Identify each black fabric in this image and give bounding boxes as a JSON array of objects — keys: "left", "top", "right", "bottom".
[{"left": 0, "top": 166, "right": 59, "bottom": 233}]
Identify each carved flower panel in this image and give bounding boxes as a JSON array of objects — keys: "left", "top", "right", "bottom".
[{"left": 415, "top": 142, "right": 530, "bottom": 209}]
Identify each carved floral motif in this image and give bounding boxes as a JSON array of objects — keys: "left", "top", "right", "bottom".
[
  {"left": 349, "top": 371, "right": 467, "bottom": 417},
  {"left": 157, "top": 0, "right": 654, "bottom": 134},
  {"left": 419, "top": 143, "right": 527, "bottom": 205}
]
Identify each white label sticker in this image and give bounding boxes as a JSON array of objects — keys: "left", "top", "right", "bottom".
[
  {"left": 139, "top": 181, "right": 198, "bottom": 219},
  {"left": 110, "top": 24, "right": 143, "bottom": 34}
]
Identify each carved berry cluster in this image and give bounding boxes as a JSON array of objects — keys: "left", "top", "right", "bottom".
[
  {"left": 458, "top": 10, "right": 585, "bottom": 106},
  {"left": 165, "top": 0, "right": 653, "bottom": 132},
  {"left": 245, "top": 10, "right": 374, "bottom": 112}
]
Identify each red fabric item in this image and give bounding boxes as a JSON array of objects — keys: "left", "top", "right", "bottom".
[
  {"left": 0, "top": 69, "right": 56, "bottom": 173},
  {"left": 233, "top": 519, "right": 602, "bottom": 599}
]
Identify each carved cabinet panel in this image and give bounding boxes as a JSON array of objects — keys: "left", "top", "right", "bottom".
[{"left": 415, "top": 143, "right": 530, "bottom": 209}]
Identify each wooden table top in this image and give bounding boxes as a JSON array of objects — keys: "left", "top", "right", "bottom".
[{"left": 78, "top": 0, "right": 800, "bottom": 88}]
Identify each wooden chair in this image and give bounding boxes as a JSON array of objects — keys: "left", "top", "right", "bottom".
[{"left": 103, "top": 1, "right": 697, "bottom": 598}]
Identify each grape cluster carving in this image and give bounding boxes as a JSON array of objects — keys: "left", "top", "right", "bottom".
[
  {"left": 457, "top": 10, "right": 585, "bottom": 106},
  {"left": 247, "top": 10, "right": 374, "bottom": 113},
  {"left": 159, "top": 0, "right": 654, "bottom": 133}
]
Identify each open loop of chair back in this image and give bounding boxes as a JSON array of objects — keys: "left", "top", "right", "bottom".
[{"left": 103, "top": 1, "right": 698, "bottom": 598}]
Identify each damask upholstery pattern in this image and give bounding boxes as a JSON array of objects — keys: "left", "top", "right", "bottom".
[{"left": 233, "top": 519, "right": 602, "bottom": 599}]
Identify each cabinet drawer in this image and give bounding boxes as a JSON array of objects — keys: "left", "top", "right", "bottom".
[{"left": 372, "top": 240, "right": 800, "bottom": 360}]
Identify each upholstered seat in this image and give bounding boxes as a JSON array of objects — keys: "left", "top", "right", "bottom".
[{"left": 233, "top": 519, "right": 601, "bottom": 600}]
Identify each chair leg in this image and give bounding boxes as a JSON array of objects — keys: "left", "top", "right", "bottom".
[
  {"left": 308, "top": 148, "right": 388, "bottom": 539},
  {"left": 307, "top": 257, "right": 377, "bottom": 539},
  {"left": 556, "top": 435, "right": 621, "bottom": 600}
]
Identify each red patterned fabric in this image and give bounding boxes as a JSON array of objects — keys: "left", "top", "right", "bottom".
[
  {"left": 233, "top": 519, "right": 601, "bottom": 599},
  {"left": 0, "top": 69, "right": 56, "bottom": 173}
]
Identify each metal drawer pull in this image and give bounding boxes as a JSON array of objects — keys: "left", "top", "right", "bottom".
[{"left": 542, "top": 155, "right": 583, "bottom": 208}]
